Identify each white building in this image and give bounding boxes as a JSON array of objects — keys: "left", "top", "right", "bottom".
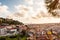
[{"left": 0, "top": 27, "right": 7, "bottom": 35}]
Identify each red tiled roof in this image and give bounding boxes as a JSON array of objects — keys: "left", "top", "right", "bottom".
[{"left": 0, "top": 26, "right": 5, "bottom": 28}]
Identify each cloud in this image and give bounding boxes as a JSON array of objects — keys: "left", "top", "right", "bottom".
[
  {"left": 15, "top": 5, "right": 29, "bottom": 14},
  {"left": 8, "top": 0, "right": 50, "bottom": 23},
  {"left": 0, "top": 5, "right": 8, "bottom": 13},
  {"left": 0, "top": 3, "right": 11, "bottom": 18},
  {"left": 25, "top": 0, "right": 33, "bottom": 5},
  {"left": 8, "top": 0, "right": 60, "bottom": 24}
]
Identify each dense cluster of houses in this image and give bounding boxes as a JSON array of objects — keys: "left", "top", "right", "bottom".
[
  {"left": 0, "top": 25, "right": 27, "bottom": 36},
  {"left": 26, "top": 23, "right": 60, "bottom": 40},
  {"left": 0, "top": 23, "right": 60, "bottom": 40}
]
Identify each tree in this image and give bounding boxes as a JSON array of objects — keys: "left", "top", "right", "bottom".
[
  {"left": 45, "top": 0, "right": 60, "bottom": 17},
  {"left": 0, "top": 18, "right": 24, "bottom": 25}
]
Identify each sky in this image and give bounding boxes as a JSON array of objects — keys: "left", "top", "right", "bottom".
[
  {"left": 0, "top": 0, "right": 23, "bottom": 17},
  {"left": 0, "top": 0, "right": 60, "bottom": 24}
]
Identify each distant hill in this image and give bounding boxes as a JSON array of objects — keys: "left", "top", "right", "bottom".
[{"left": 0, "top": 18, "right": 23, "bottom": 25}]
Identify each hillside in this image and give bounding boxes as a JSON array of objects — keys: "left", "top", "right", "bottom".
[{"left": 0, "top": 18, "right": 23, "bottom": 25}]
